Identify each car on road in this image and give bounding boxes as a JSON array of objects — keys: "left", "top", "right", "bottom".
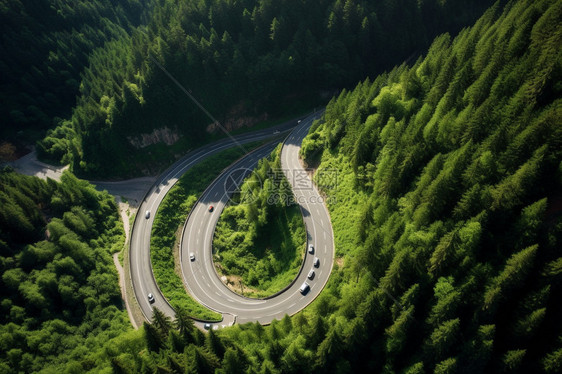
[
  {"left": 300, "top": 282, "right": 310, "bottom": 294},
  {"left": 189, "top": 252, "right": 195, "bottom": 261},
  {"left": 313, "top": 257, "right": 320, "bottom": 268},
  {"left": 208, "top": 205, "right": 214, "bottom": 212},
  {"left": 147, "top": 293, "right": 155, "bottom": 303},
  {"left": 308, "top": 269, "right": 315, "bottom": 280},
  {"left": 308, "top": 244, "right": 314, "bottom": 254},
  {"left": 145, "top": 210, "right": 150, "bottom": 219},
  {"left": 204, "top": 323, "right": 211, "bottom": 330},
  {"left": 273, "top": 130, "right": 280, "bottom": 134}
]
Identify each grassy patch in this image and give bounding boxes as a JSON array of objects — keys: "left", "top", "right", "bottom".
[
  {"left": 213, "top": 146, "right": 306, "bottom": 298},
  {"left": 313, "top": 153, "right": 365, "bottom": 257},
  {"left": 150, "top": 144, "right": 262, "bottom": 321}
]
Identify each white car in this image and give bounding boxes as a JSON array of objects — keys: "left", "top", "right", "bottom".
[
  {"left": 308, "top": 244, "right": 314, "bottom": 254},
  {"left": 145, "top": 210, "right": 150, "bottom": 219},
  {"left": 313, "top": 257, "right": 320, "bottom": 268},
  {"left": 189, "top": 252, "right": 195, "bottom": 261},
  {"left": 300, "top": 282, "right": 310, "bottom": 294},
  {"left": 147, "top": 293, "right": 155, "bottom": 303}
]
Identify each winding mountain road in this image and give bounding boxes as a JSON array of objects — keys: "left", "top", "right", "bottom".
[
  {"left": 129, "top": 122, "right": 297, "bottom": 322},
  {"left": 130, "top": 113, "right": 334, "bottom": 327}
]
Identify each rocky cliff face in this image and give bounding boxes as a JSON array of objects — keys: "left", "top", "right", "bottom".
[{"left": 127, "top": 127, "right": 181, "bottom": 149}]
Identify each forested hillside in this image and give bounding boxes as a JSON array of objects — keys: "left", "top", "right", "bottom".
[
  {"left": 36, "top": 0, "right": 493, "bottom": 177},
  {"left": 65, "top": 1, "right": 561, "bottom": 373},
  {"left": 0, "top": 0, "right": 152, "bottom": 148},
  {"left": 2, "top": 0, "right": 561, "bottom": 373},
  {"left": 0, "top": 169, "right": 130, "bottom": 372},
  {"left": 299, "top": 0, "right": 562, "bottom": 371}
]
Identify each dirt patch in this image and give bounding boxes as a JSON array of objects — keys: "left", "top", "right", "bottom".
[
  {"left": 114, "top": 199, "right": 144, "bottom": 329},
  {"left": 219, "top": 273, "right": 262, "bottom": 297},
  {"left": 127, "top": 126, "right": 181, "bottom": 149},
  {"left": 9, "top": 148, "right": 68, "bottom": 181},
  {"left": 113, "top": 253, "right": 139, "bottom": 329}
]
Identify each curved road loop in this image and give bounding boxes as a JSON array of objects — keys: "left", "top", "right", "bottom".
[
  {"left": 180, "top": 114, "right": 334, "bottom": 326},
  {"left": 129, "top": 122, "right": 298, "bottom": 322}
]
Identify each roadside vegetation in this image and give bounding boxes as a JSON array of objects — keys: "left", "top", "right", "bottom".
[
  {"left": 213, "top": 145, "right": 306, "bottom": 298},
  {"left": 150, "top": 144, "right": 265, "bottom": 321},
  {"left": 0, "top": 169, "right": 131, "bottom": 372}
]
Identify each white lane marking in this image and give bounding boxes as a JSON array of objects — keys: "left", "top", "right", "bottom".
[
  {"left": 134, "top": 139, "right": 261, "bottom": 317},
  {"left": 181, "top": 147, "right": 275, "bottom": 312},
  {"left": 174, "top": 113, "right": 332, "bottom": 318}
]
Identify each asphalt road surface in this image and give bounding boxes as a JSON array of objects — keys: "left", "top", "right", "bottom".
[
  {"left": 129, "top": 121, "right": 300, "bottom": 323},
  {"left": 180, "top": 113, "right": 334, "bottom": 327}
]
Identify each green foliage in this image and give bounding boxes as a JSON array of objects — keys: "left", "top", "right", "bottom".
[
  {"left": 295, "top": 0, "right": 562, "bottom": 372},
  {"left": 543, "top": 345, "right": 562, "bottom": 373},
  {"left": 503, "top": 349, "right": 526, "bottom": 371},
  {"left": 0, "top": 170, "right": 130, "bottom": 372},
  {"left": 483, "top": 244, "right": 538, "bottom": 311},
  {"left": 150, "top": 146, "right": 258, "bottom": 321},
  {"left": 3, "top": 0, "right": 561, "bottom": 373},
  {"left": 0, "top": 0, "right": 149, "bottom": 144},
  {"left": 213, "top": 145, "right": 306, "bottom": 297},
  {"left": 34, "top": 0, "right": 493, "bottom": 177}
]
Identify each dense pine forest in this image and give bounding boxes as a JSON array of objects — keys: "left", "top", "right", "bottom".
[
  {"left": 30, "top": 0, "right": 493, "bottom": 177},
  {"left": 0, "top": 169, "right": 130, "bottom": 372},
  {"left": 0, "top": 0, "right": 561, "bottom": 372},
  {"left": 0, "top": 0, "right": 152, "bottom": 147},
  {"left": 299, "top": 0, "right": 562, "bottom": 371}
]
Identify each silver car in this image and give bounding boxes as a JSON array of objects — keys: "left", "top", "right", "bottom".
[{"left": 308, "top": 269, "right": 315, "bottom": 280}]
